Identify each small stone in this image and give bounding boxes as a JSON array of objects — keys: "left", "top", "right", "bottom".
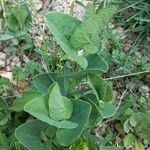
[
  {"left": 6, "top": 66, "right": 11, "bottom": 71},
  {"left": 135, "top": 52, "right": 142, "bottom": 59},
  {"left": 126, "top": 39, "right": 133, "bottom": 44},
  {"left": 78, "top": 49, "right": 84, "bottom": 56},
  {"left": 12, "top": 56, "right": 20, "bottom": 63},
  {"left": 16, "top": 62, "right": 21, "bottom": 67},
  {"left": 10, "top": 61, "right": 16, "bottom": 67},
  {"left": 141, "top": 85, "right": 149, "bottom": 93},
  {"left": 146, "top": 93, "right": 150, "bottom": 99},
  {"left": 35, "top": 0, "right": 43, "bottom": 11},
  {"left": 9, "top": 55, "right": 15, "bottom": 60},
  {"left": 124, "top": 46, "right": 130, "bottom": 51},
  {"left": 6, "top": 59, "right": 10, "bottom": 65},
  {"left": 23, "top": 55, "right": 30, "bottom": 63},
  {"left": 144, "top": 140, "right": 149, "bottom": 147},
  {"left": 0, "top": 52, "right": 6, "bottom": 60},
  {"left": 0, "top": 59, "right": 5, "bottom": 67}
]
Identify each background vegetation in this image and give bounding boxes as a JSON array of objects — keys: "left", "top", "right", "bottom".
[{"left": 0, "top": 0, "right": 150, "bottom": 150}]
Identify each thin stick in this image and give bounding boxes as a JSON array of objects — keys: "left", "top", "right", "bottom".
[
  {"left": 104, "top": 70, "right": 150, "bottom": 81},
  {"left": 116, "top": 89, "right": 127, "bottom": 112},
  {"left": 97, "top": 89, "right": 127, "bottom": 126}
]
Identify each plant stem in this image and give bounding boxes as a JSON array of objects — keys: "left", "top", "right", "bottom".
[
  {"left": 1, "top": 0, "right": 6, "bottom": 27},
  {"left": 104, "top": 70, "right": 150, "bottom": 81}
]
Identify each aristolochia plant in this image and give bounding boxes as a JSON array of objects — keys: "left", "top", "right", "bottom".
[{"left": 12, "top": 3, "right": 119, "bottom": 150}]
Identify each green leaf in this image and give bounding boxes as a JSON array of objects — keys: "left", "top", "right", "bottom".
[
  {"left": 24, "top": 96, "right": 77, "bottom": 129},
  {"left": 15, "top": 120, "right": 51, "bottom": 150},
  {"left": 101, "top": 102, "right": 116, "bottom": 118},
  {"left": 135, "top": 139, "right": 144, "bottom": 150},
  {"left": 82, "top": 96, "right": 102, "bottom": 128},
  {"left": 63, "top": 97, "right": 73, "bottom": 120},
  {"left": 12, "top": 89, "right": 43, "bottom": 112},
  {"left": 8, "top": 13, "right": 19, "bottom": 31},
  {"left": 56, "top": 100, "right": 92, "bottom": 146},
  {"left": 84, "top": 34, "right": 100, "bottom": 54},
  {"left": 33, "top": 73, "right": 54, "bottom": 94},
  {"left": 84, "top": 2, "right": 96, "bottom": 20},
  {"left": 8, "top": 2, "right": 32, "bottom": 31},
  {"left": 88, "top": 75, "right": 113, "bottom": 101},
  {"left": 0, "top": 131, "right": 9, "bottom": 150},
  {"left": 143, "top": 63, "right": 150, "bottom": 70},
  {"left": 45, "top": 12, "right": 81, "bottom": 39},
  {"left": 33, "top": 72, "right": 69, "bottom": 95},
  {"left": 48, "top": 83, "right": 73, "bottom": 121},
  {"left": 124, "top": 134, "right": 135, "bottom": 148},
  {"left": 123, "top": 119, "right": 132, "bottom": 133},
  {"left": 70, "top": 7, "right": 116, "bottom": 54},
  {"left": 101, "top": 146, "right": 120, "bottom": 150},
  {"left": 140, "top": 127, "right": 150, "bottom": 141},
  {"left": 70, "top": 137, "right": 97, "bottom": 150},
  {"left": 129, "top": 112, "right": 149, "bottom": 127},
  {"left": 33, "top": 69, "right": 105, "bottom": 95},
  {"left": 86, "top": 54, "right": 108, "bottom": 73},
  {"left": 48, "top": 83, "right": 66, "bottom": 121},
  {"left": 0, "top": 34, "right": 14, "bottom": 41},
  {"left": 45, "top": 12, "right": 87, "bottom": 68},
  {"left": 12, "top": 5, "right": 28, "bottom": 28}
]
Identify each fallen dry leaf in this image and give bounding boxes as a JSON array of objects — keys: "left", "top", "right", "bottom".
[
  {"left": 113, "top": 27, "right": 124, "bottom": 33},
  {"left": 17, "top": 80, "right": 28, "bottom": 89}
]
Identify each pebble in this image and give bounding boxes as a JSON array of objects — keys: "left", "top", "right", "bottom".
[
  {"left": 0, "top": 52, "right": 6, "bottom": 60},
  {"left": 0, "top": 59, "right": 5, "bottom": 67},
  {"left": 16, "top": 62, "right": 21, "bottom": 67},
  {"left": 6, "top": 66, "right": 11, "bottom": 71},
  {"left": 135, "top": 51, "right": 142, "bottom": 59},
  {"left": 144, "top": 140, "right": 149, "bottom": 147},
  {"left": 34, "top": 0, "right": 43, "bottom": 11},
  {"left": 6, "top": 59, "right": 10, "bottom": 65},
  {"left": 12, "top": 56, "right": 20, "bottom": 63},
  {"left": 126, "top": 39, "right": 133, "bottom": 44},
  {"left": 23, "top": 55, "right": 30, "bottom": 63},
  {"left": 141, "top": 85, "right": 149, "bottom": 93},
  {"left": 78, "top": 49, "right": 84, "bottom": 56},
  {"left": 124, "top": 46, "right": 130, "bottom": 51}
]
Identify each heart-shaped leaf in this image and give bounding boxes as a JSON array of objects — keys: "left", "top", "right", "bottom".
[
  {"left": 56, "top": 100, "right": 92, "bottom": 146},
  {"left": 86, "top": 54, "right": 108, "bottom": 73},
  {"left": 70, "top": 7, "right": 116, "bottom": 54},
  {"left": 24, "top": 96, "right": 77, "bottom": 129},
  {"left": 12, "top": 89, "right": 43, "bottom": 112},
  {"left": 88, "top": 75, "right": 113, "bottom": 102},
  {"left": 15, "top": 120, "right": 51, "bottom": 150},
  {"left": 81, "top": 96, "right": 102, "bottom": 128},
  {"left": 45, "top": 12, "right": 87, "bottom": 68},
  {"left": 45, "top": 12, "right": 81, "bottom": 39},
  {"left": 8, "top": 2, "right": 32, "bottom": 31},
  {"left": 48, "top": 83, "right": 73, "bottom": 121}
]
